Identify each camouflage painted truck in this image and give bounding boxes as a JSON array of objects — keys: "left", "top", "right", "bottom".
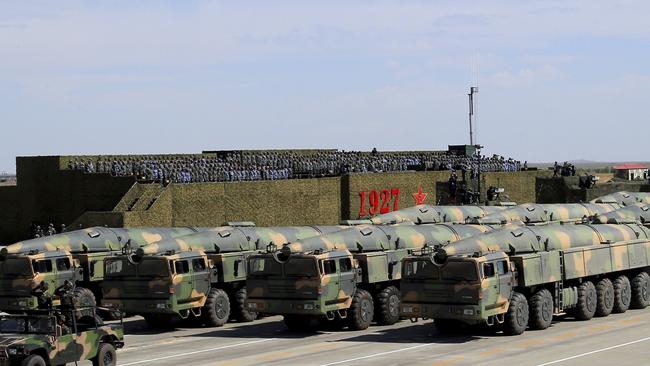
[
  {"left": 101, "top": 226, "right": 348, "bottom": 327},
  {"left": 471, "top": 202, "right": 621, "bottom": 225},
  {"left": 245, "top": 223, "right": 501, "bottom": 331},
  {"left": 361, "top": 204, "right": 510, "bottom": 225},
  {"left": 591, "top": 191, "right": 650, "bottom": 206},
  {"left": 0, "top": 307, "right": 123, "bottom": 366},
  {"left": 400, "top": 223, "right": 650, "bottom": 335},
  {"left": 0, "top": 227, "right": 203, "bottom": 315},
  {"left": 592, "top": 203, "right": 649, "bottom": 224}
]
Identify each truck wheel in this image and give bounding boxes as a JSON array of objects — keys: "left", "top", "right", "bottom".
[
  {"left": 20, "top": 355, "right": 46, "bottom": 366},
  {"left": 202, "top": 288, "right": 230, "bottom": 327},
  {"left": 631, "top": 272, "right": 650, "bottom": 309},
  {"left": 613, "top": 275, "right": 632, "bottom": 313},
  {"left": 375, "top": 286, "right": 400, "bottom": 325},
  {"left": 434, "top": 318, "right": 463, "bottom": 334},
  {"left": 595, "top": 278, "right": 615, "bottom": 317},
  {"left": 503, "top": 292, "right": 528, "bottom": 336},
  {"left": 92, "top": 343, "right": 117, "bottom": 366},
  {"left": 232, "top": 287, "right": 257, "bottom": 322},
  {"left": 574, "top": 281, "right": 597, "bottom": 320},
  {"left": 283, "top": 314, "right": 316, "bottom": 332},
  {"left": 73, "top": 287, "right": 98, "bottom": 319},
  {"left": 529, "top": 289, "right": 553, "bottom": 330},
  {"left": 347, "top": 289, "right": 374, "bottom": 330}
]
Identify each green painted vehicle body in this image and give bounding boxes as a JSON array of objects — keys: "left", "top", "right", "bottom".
[
  {"left": 471, "top": 203, "right": 621, "bottom": 225},
  {"left": 369, "top": 205, "right": 508, "bottom": 224},
  {"left": 245, "top": 223, "right": 498, "bottom": 325},
  {"left": 400, "top": 223, "right": 650, "bottom": 332},
  {"left": 0, "top": 310, "right": 124, "bottom": 365},
  {"left": 0, "top": 227, "right": 203, "bottom": 312},
  {"left": 591, "top": 191, "right": 650, "bottom": 206},
  {"left": 593, "top": 203, "right": 649, "bottom": 224},
  {"left": 101, "top": 226, "right": 348, "bottom": 319}
]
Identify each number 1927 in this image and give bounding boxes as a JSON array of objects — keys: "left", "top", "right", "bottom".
[{"left": 358, "top": 188, "right": 400, "bottom": 217}]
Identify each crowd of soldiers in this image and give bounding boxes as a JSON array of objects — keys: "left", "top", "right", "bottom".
[
  {"left": 66, "top": 150, "right": 523, "bottom": 184},
  {"left": 32, "top": 223, "right": 65, "bottom": 238}
]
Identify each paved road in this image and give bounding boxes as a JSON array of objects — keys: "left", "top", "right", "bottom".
[{"left": 106, "top": 309, "right": 650, "bottom": 366}]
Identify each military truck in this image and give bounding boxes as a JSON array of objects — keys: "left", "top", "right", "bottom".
[
  {"left": 366, "top": 204, "right": 509, "bottom": 225},
  {"left": 101, "top": 226, "right": 348, "bottom": 327},
  {"left": 593, "top": 203, "right": 649, "bottom": 224},
  {"left": 471, "top": 202, "right": 620, "bottom": 225},
  {"left": 245, "top": 223, "right": 500, "bottom": 331},
  {"left": 0, "top": 227, "right": 203, "bottom": 316},
  {"left": 0, "top": 307, "right": 123, "bottom": 366},
  {"left": 399, "top": 223, "right": 650, "bottom": 335},
  {"left": 591, "top": 191, "right": 650, "bottom": 206}
]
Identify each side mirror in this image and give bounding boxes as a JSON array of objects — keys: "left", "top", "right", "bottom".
[{"left": 55, "top": 325, "right": 62, "bottom": 337}]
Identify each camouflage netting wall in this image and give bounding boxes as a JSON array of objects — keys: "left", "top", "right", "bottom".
[
  {"left": 535, "top": 176, "right": 650, "bottom": 203},
  {"left": 6, "top": 154, "right": 641, "bottom": 244}
]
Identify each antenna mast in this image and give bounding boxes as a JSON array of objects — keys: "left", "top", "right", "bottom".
[{"left": 468, "top": 86, "right": 478, "bottom": 145}]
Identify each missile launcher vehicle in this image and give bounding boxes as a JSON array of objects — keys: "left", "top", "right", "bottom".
[{"left": 400, "top": 223, "right": 650, "bottom": 335}]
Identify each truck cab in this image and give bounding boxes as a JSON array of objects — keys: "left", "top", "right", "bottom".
[
  {"left": 246, "top": 249, "right": 358, "bottom": 319},
  {"left": 0, "top": 251, "right": 76, "bottom": 311},
  {"left": 102, "top": 251, "right": 211, "bottom": 322},
  {"left": 400, "top": 251, "right": 514, "bottom": 325}
]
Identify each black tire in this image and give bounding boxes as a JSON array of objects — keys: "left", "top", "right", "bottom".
[
  {"left": 573, "top": 281, "right": 597, "bottom": 320},
  {"left": 21, "top": 355, "right": 46, "bottom": 366},
  {"left": 503, "top": 292, "right": 528, "bottom": 336},
  {"left": 143, "top": 313, "right": 174, "bottom": 328},
  {"left": 613, "top": 275, "right": 632, "bottom": 313},
  {"left": 202, "top": 288, "right": 230, "bottom": 327},
  {"left": 283, "top": 314, "right": 316, "bottom": 332},
  {"left": 92, "top": 343, "right": 117, "bottom": 366},
  {"left": 375, "top": 286, "right": 400, "bottom": 325},
  {"left": 631, "top": 272, "right": 650, "bottom": 309},
  {"left": 433, "top": 318, "right": 463, "bottom": 334},
  {"left": 232, "top": 287, "right": 257, "bottom": 322},
  {"left": 72, "top": 287, "right": 97, "bottom": 319},
  {"left": 347, "top": 289, "right": 374, "bottom": 330},
  {"left": 529, "top": 289, "right": 553, "bottom": 330},
  {"left": 595, "top": 278, "right": 615, "bottom": 317}
]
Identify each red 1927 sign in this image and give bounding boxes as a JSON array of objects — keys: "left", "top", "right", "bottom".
[{"left": 359, "top": 188, "right": 400, "bottom": 217}]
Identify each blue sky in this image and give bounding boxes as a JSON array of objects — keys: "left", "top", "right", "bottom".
[{"left": 1, "top": 1, "right": 649, "bottom": 172}]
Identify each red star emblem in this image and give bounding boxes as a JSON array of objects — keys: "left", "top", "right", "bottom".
[{"left": 412, "top": 184, "right": 428, "bottom": 205}]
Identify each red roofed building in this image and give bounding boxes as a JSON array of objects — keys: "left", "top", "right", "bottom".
[{"left": 612, "top": 163, "right": 648, "bottom": 181}]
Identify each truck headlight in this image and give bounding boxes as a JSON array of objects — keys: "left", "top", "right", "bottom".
[
  {"left": 303, "top": 304, "right": 314, "bottom": 310},
  {"left": 8, "top": 348, "right": 18, "bottom": 355},
  {"left": 463, "top": 309, "right": 474, "bottom": 315},
  {"left": 247, "top": 303, "right": 258, "bottom": 309},
  {"left": 156, "top": 303, "right": 167, "bottom": 309},
  {"left": 402, "top": 306, "right": 413, "bottom": 313}
]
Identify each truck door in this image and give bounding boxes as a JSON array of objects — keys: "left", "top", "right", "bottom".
[
  {"left": 320, "top": 259, "right": 341, "bottom": 306},
  {"left": 496, "top": 259, "right": 513, "bottom": 302},
  {"left": 338, "top": 257, "right": 356, "bottom": 303},
  {"left": 481, "top": 261, "right": 500, "bottom": 308},
  {"left": 191, "top": 257, "right": 211, "bottom": 302},
  {"left": 173, "top": 260, "right": 193, "bottom": 305}
]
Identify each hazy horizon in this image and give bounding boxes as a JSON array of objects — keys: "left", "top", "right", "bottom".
[{"left": 2, "top": 1, "right": 649, "bottom": 172}]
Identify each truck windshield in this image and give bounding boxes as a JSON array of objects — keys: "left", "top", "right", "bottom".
[
  {"left": 285, "top": 258, "right": 319, "bottom": 278},
  {"left": 249, "top": 257, "right": 282, "bottom": 276},
  {"left": 403, "top": 259, "right": 439, "bottom": 279},
  {"left": 0, "top": 258, "right": 33, "bottom": 277},
  {"left": 138, "top": 259, "right": 170, "bottom": 278},
  {"left": 441, "top": 261, "right": 479, "bottom": 282},
  {"left": 105, "top": 259, "right": 136, "bottom": 277}
]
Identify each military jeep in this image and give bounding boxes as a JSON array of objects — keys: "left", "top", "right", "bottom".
[{"left": 0, "top": 308, "right": 124, "bottom": 366}]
